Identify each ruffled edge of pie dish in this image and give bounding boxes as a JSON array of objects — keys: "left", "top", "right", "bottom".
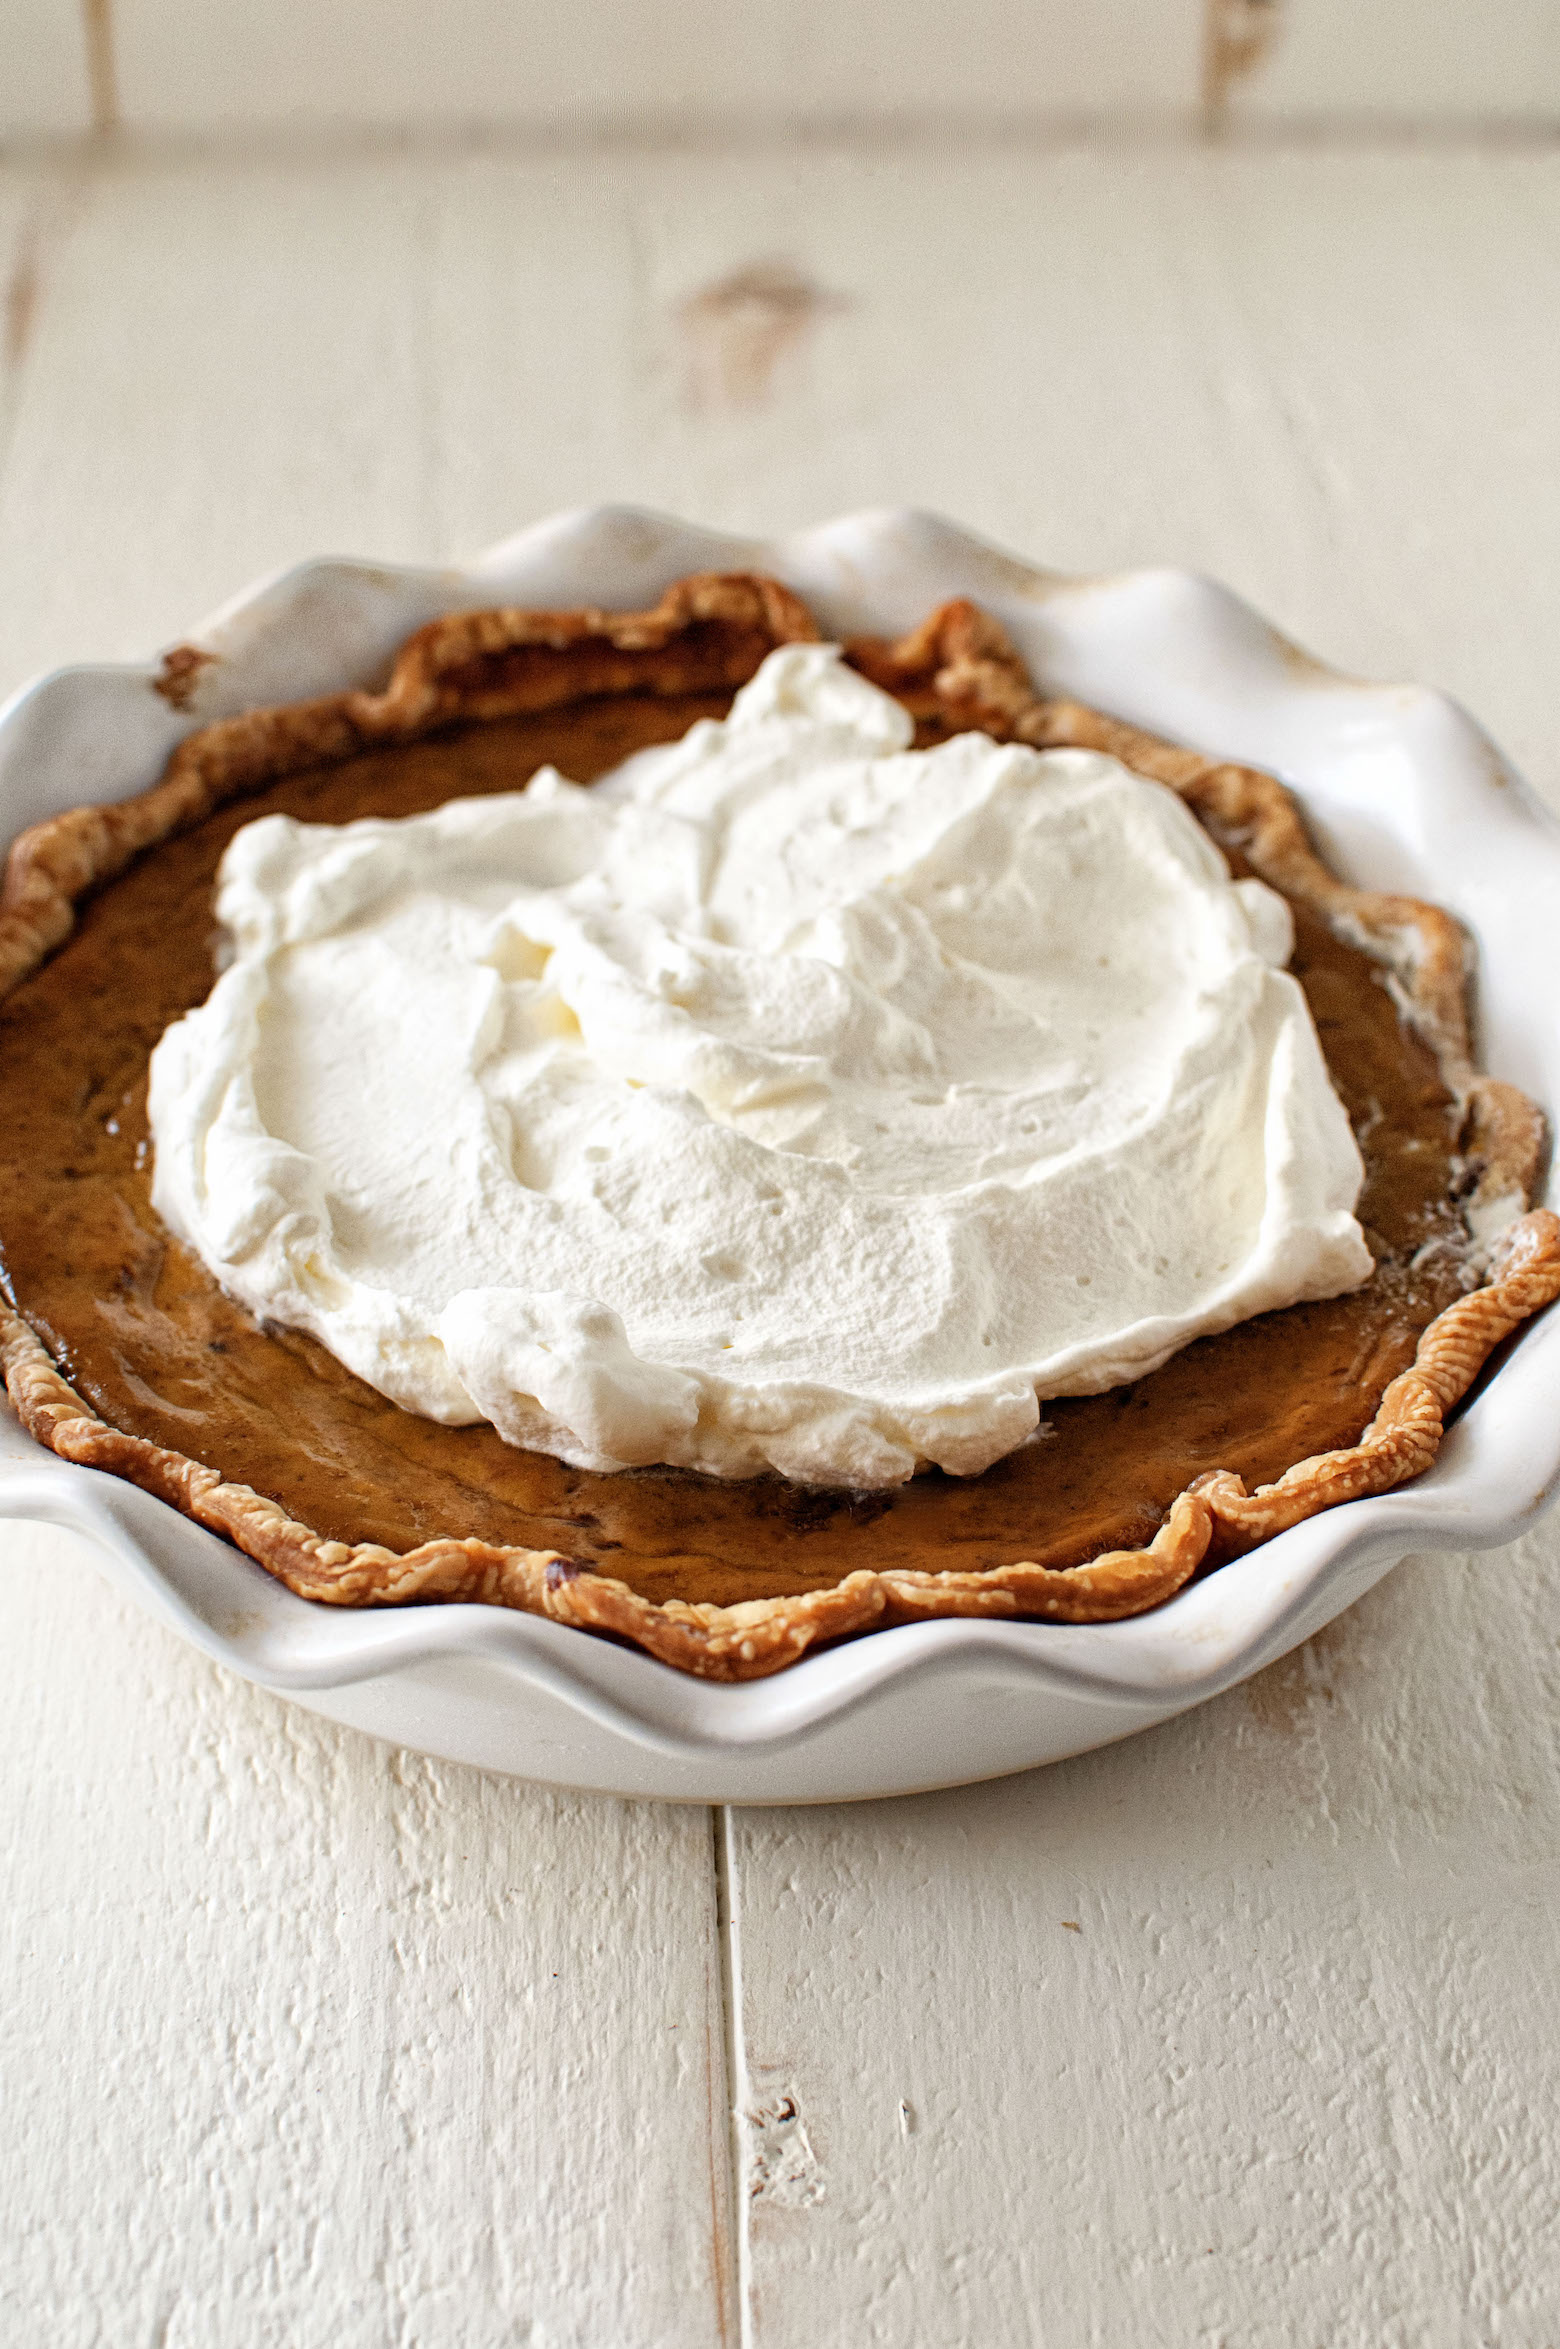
[{"left": 2, "top": 575, "right": 1557, "bottom": 1682}]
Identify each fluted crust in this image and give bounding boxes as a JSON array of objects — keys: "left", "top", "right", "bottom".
[{"left": 2, "top": 578, "right": 1555, "bottom": 1679}]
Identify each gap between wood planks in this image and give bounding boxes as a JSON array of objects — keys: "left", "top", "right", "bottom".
[
  {"left": 713, "top": 1805, "right": 751, "bottom": 2349},
  {"left": 714, "top": 1803, "right": 832, "bottom": 2344}
]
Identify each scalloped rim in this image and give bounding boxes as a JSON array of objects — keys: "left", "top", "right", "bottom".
[{"left": 3, "top": 506, "right": 1559, "bottom": 1784}]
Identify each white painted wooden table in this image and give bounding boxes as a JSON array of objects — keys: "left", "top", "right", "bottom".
[{"left": 2, "top": 134, "right": 1559, "bottom": 2348}]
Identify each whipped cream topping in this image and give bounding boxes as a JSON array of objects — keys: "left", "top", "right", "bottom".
[{"left": 148, "top": 644, "right": 1371, "bottom": 1488}]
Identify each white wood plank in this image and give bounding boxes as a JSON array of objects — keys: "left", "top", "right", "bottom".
[
  {"left": 1154, "top": 149, "right": 1560, "bottom": 817},
  {"left": 1235, "top": 0, "right": 1560, "bottom": 126},
  {"left": 0, "top": 150, "right": 734, "bottom": 2349},
  {"left": 4, "top": 135, "right": 1560, "bottom": 2348},
  {"left": 0, "top": 1530, "right": 733, "bottom": 2348},
  {"left": 0, "top": 153, "right": 440, "bottom": 694},
  {"left": 727, "top": 1543, "right": 1560, "bottom": 2347},
  {"left": 0, "top": 0, "right": 89, "bottom": 137},
  {"left": 431, "top": 143, "right": 1560, "bottom": 807},
  {"left": 706, "top": 141, "right": 1560, "bottom": 2347},
  {"left": 0, "top": 157, "right": 49, "bottom": 317},
  {"left": 111, "top": 0, "right": 1200, "bottom": 133},
  {"left": 15, "top": 143, "right": 1549, "bottom": 805},
  {"left": 0, "top": 165, "right": 89, "bottom": 491}
]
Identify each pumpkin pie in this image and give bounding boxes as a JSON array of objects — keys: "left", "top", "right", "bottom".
[{"left": 2, "top": 575, "right": 1556, "bottom": 1678}]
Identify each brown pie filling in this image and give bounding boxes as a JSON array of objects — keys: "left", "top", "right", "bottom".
[
  {"left": 1, "top": 578, "right": 1555, "bottom": 1676},
  {"left": 0, "top": 692, "right": 1490, "bottom": 1610}
]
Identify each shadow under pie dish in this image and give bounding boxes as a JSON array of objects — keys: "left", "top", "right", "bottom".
[{"left": 1, "top": 571, "right": 1557, "bottom": 1684}]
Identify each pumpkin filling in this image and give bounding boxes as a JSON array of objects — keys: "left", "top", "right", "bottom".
[{"left": 0, "top": 690, "right": 1480, "bottom": 1613}]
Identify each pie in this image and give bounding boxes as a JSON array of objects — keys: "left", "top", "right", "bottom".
[{"left": 2, "top": 575, "right": 1556, "bottom": 1679}]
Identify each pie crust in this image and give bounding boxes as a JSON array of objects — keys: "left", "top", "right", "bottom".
[{"left": 2, "top": 575, "right": 1557, "bottom": 1680}]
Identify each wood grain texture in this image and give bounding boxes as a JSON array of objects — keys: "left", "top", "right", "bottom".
[
  {"left": 0, "top": 1530, "right": 736, "bottom": 2349},
  {"left": 108, "top": 0, "right": 1200, "bottom": 132},
  {"left": 3, "top": 145, "right": 1557, "bottom": 809},
  {"left": 1, "top": 135, "right": 1559, "bottom": 2346},
  {"left": 8, "top": 3, "right": 1556, "bottom": 139},
  {"left": 728, "top": 1546, "right": 1560, "bottom": 2347}
]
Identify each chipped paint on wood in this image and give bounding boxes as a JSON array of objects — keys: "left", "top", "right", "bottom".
[{"left": 743, "top": 2080, "right": 825, "bottom": 2208}]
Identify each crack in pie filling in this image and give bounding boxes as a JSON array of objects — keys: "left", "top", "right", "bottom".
[{"left": 2, "top": 575, "right": 1557, "bottom": 1679}]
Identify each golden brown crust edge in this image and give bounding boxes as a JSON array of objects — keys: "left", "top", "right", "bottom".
[
  {"left": 0, "top": 571, "right": 822, "bottom": 1000},
  {"left": 2, "top": 580, "right": 1557, "bottom": 1681}
]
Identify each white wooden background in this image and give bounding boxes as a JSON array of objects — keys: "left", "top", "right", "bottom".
[
  {"left": 3, "top": 0, "right": 1560, "bottom": 138},
  {"left": 2, "top": 135, "right": 1560, "bottom": 2347}
]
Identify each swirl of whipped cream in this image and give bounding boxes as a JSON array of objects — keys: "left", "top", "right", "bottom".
[{"left": 148, "top": 644, "right": 1371, "bottom": 1487}]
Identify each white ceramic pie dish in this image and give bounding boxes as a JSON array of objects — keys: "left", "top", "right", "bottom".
[{"left": 2, "top": 507, "right": 1557, "bottom": 1803}]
